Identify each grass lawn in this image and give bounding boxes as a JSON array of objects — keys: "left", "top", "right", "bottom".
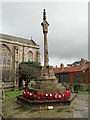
[
  {"left": 78, "top": 90, "right": 90, "bottom": 95},
  {"left": 5, "top": 90, "right": 23, "bottom": 99}
]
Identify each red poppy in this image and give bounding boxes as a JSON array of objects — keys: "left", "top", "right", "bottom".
[
  {"left": 53, "top": 92, "right": 58, "bottom": 100},
  {"left": 37, "top": 93, "right": 43, "bottom": 100},
  {"left": 68, "top": 88, "right": 71, "bottom": 97},
  {"left": 23, "top": 89, "right": 28, "bottom": 99},
  {"left": 48, "top": 93, "right": 54, "bottom": 100},
  {"left": 58, "top": 92, "right": 63, "bottom": 100},
  {"left": 42, "top": 92, "right": 48, "bottom": 100},
  {"left": 64, "top": 89, "right": 71, "bottom": 100},
  {"left": 28, "top": 92, "right": 35, "bottom": 100}
]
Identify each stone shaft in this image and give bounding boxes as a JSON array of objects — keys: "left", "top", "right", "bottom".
[
  {"left": 44, "top": 33, "right": 49, "bottom": 67},
  {"left": 41, "top": 9, "right": 49, "bottom": 68}
]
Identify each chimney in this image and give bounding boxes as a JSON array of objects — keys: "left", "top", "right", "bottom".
[
  {"left": 81, "top": 58, "right": 85, "bottom": 66},
  {"left": 60, "top": 63, "right": 64, "bottom": 70}
]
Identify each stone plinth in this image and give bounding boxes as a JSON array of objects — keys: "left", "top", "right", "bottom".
[
  {"left": 31, "top": 77, "right": 66, "bottom": 94},
  {"left": 30, "top": 65, "right": 66, "bottom": 94},
  {"left": 17, "top": 93, "right": 77, "bottom": 110},
  {"left": 34, "top": 79, "right": 65, "bottom": 93}
]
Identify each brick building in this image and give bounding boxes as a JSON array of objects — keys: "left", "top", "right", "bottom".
[
  {"left": 0, "top": 33, "right": 41, "bottom": 90},
  {"left": 54, "top": 58, "right": 90, "bottom": 85}
]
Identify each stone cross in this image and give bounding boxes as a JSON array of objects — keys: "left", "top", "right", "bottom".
[{"left": 41, "top": 9, "right": 49, "bottom": 68}]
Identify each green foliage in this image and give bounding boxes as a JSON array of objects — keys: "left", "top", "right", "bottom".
[
  {"left": 19, "top": 61, "right": 40, "bottom": 79},
  {"left": 19, "top": 61, "right": 40, "bottom": 69},
  {"left": 19, "top": 61, "right": 41, "bottom": 88}
]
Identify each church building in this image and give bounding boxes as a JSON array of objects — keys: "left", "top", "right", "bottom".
[{"left": 0, "top": 33, "right": 41, "bottom": 90}]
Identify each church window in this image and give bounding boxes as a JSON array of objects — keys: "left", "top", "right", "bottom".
[
  {"left": 7, "top": 53, "right": 10, "bottom": 65},
  {"left": 28, "top": 51, "right": 33, "bottom": 62},
  {"left": 2, "top": 44, "right": 11, "bottom": 68}
]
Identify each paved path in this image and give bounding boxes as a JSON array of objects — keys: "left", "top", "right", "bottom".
[
  {"left": 71, "top": 94, "right": 88, "bottom": 118},
  {"left": 2, "top": 94, "right": 89, "bottom": 119}
]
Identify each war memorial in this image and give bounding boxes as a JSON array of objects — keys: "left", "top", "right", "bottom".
[{"left": 17, "top": 9, "right": 76, "bottom": 110}]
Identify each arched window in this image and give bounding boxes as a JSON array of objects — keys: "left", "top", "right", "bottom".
[
  {"left": 36, "top": 51, "right": 41, "bottom": 63},
  {"left": 28, "top": 51, "right": 33, "bottom": 62},
  {"left": 2, "top": 44, "right": 11, "bottom": 68}
]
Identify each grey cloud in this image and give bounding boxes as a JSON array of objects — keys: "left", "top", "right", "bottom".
[{"left": 1, "top": 2, "right": 88, "bottom": 66}]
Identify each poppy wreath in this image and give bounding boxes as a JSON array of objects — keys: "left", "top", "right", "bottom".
[
  {"left": 48, "top": 93, "right": 54, "bottom": 100},
  {"left": 23, "top": 89, "right": 27, "bottom": 97},
  {"left": 64, "top": 89, "right": 71, "bottom": 100},
  {"left": 68, "top": 88, "right": 71, "bottom": 97},
  {"left": 58, "top": 92, "right": 63, "bottom": 100},
  {"left": 37, "top": 93, "right": 43, "bottom": 100},
  {"left": 23, "top": 89, "right": 28, "bottom": 99},
  {"left": 42, "top": 92, "right": 48, "bottom": 100},
  {"left": 53, "top": 92, "right": 58, "bottom": 100},
  {"left": 28, "top": 92, "right": 35, "bottom": 100},
  {"left": 26, "top": 91, "right": 30, "bottom": 99}
]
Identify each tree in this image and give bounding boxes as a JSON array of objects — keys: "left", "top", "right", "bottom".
[{"left": 19, "top": 61, "right": 41, "bottom": 88}]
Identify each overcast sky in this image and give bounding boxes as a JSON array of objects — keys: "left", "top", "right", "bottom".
[{"left": 0, "top": 2, "right": 88, "bottom": 67}]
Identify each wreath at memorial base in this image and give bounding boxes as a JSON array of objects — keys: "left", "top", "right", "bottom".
[{"left": 23, "top": 88, "right": 71, "bottom": 100}]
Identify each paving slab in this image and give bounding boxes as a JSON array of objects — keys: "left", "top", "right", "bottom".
[{"left": 2, "top": 94, "right": 89, "bottom": 119}]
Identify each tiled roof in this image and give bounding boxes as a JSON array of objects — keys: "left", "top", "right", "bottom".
[
  {"left": 0, "top": 33, "right": 39, "bottom": 46},
  {"left": 54, "top": 64, "right": 89, "bottom": 74}
]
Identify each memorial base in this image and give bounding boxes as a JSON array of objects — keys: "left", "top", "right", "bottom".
[{"left": 17, "top": 94, "right": 77, "bottom": 110}]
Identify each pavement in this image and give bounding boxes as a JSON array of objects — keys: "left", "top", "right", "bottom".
[{"left": 2, "top": 94, "right": 89, "bottom": 119}]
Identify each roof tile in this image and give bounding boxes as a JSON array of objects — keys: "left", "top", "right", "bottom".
[{"left": 54, "top": 64, "right": 89, "bottom": 73}]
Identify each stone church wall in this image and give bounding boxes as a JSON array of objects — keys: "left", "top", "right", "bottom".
[{"left": 0, "top": 34, "right": 41, "bottom": 90}]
